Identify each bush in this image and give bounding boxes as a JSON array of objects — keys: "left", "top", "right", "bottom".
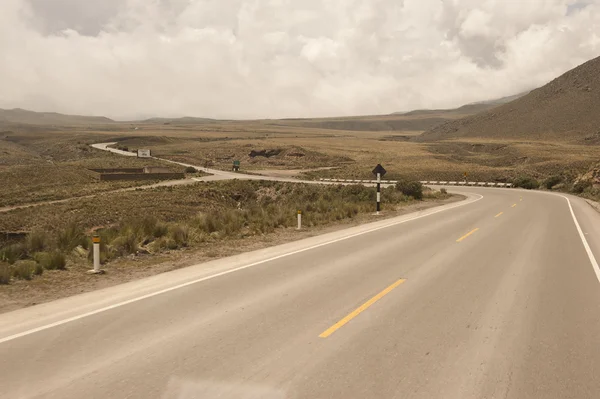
[
  {"left": 111, "top": 230, "right": 139, "bottom": 255},
  {"left": 543, "top": 175, "right": 562, "bottom": 190},
  {"left": 513, "top": 176, "right": 540, "bottom": 190},
  {"left": 56, "top": 224, "right": 87, "bottom": 252},
  {"left": 35, "top": 251, "right": 67, "bottom": 270},
  {"left": 26, "top": 230, "right": 47, "bottom": 253},
  {"left": 396, "top": 179, "right": 423, "bottom": 200},
  {"left": 573, "top": 180, "right": 592, "bottom": 194},
  {"left": 0, "top": 262, "right": 10, "bottom": 284},
  {"left": 152, "top": 222, "right": 169, "bottom": 238},
  {"left": 168, "top": 224, "right": 189, "bottom": 247},
  {"left": 12, "top": 260, "right": 36, "bottom": 280},
  {"left": 0, "top": 243, "right": 27, "bottom": 264},
  {"left": 440, "top": 188, "right": 448, "bottom": 195},
  {"left": 185, "top": 166, "right": 197, "bottom": 173},
  {"left": 34, "top": 262, "right": 44, "bottom": 276}
]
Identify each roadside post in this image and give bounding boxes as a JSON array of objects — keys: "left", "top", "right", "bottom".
[
  {"left": 297, "top": 210, "right": 302, "bottom": 230},
  {"left": 464, "top": 171, "right": 468, "bottom": 185},
  {"left": 372, "top": 164, "right": 387, "bottom": 215},
  {"left": 88, "top": 235, "right": 104, "bottom": 275}
]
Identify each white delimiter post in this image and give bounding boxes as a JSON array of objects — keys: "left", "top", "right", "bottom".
[
  {"left": 93, "top": 235, "right": 100, "bottom": 273},
  {"left": 297, "top": 210, "right": 302, "bottom": 230},
  {"left": 376, "top": 173, "right": 381, "bottom": 215}
]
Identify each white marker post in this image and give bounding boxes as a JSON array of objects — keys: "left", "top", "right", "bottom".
[
  {"left": 297, "top": 210, "right": 302, "bottom": 230},
  {"left": 376, "top": 173, "right": 381, "bottom": 215},
  {"left": 88, "top": 235, "right": 104, "bottom": 274}
]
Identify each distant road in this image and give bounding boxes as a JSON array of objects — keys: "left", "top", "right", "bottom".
[{"left": 2, "top": 186, "right": 600, "bottom": 398}]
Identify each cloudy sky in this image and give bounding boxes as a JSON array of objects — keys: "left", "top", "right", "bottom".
[{"left": 0, "top": 0, "right": 599, "bottom": 120}]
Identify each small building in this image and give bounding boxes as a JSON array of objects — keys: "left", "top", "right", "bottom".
[{"left": 137, "top": 149, "right": 151, "bottom": 158}]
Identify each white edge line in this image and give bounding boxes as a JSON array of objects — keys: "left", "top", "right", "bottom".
[
  {"left": 562, "top": 195, "right": 600, "bottom": 283},
  {"left": 0, "top": 193, "right": 483, "bottom": 344}
]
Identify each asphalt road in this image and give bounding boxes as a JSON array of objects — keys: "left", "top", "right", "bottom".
[{"left": 2, "top": 187, "right": 600, "bottom": 399}]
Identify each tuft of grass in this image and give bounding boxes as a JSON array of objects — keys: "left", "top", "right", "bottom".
[
  {"left": 56, "top": 223, "right": 87, "bottom": 252},
  {"left": 35, "top": 251, "right": 67, "bottom": 270},
  {"left": 185, "top": 166, "right": 197, "bottom": 173},
  {"left": 168, "top": 224, "right": 189, "bottom": 247},
  {"left": 26, "top": 230, "right": 47, "bottom": 253},
  {"left": 111, "top": 229, "right": 139, "bottom": 255},
  {"left": 34, "top": 261, "right": 44, "bottom": 276},
  {"left": 0, "top": 262, "right": 10, "bottom": 284},
  {"left": 12, "top": 260, "right": 36, "bottom": 280},
  {"left": 0, "top": 243, "right": 27, "bottom": 264}
]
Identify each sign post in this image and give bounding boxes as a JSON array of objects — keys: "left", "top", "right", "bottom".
[
  {"left": 297, "top": 210, "right": 302, "bottom": 230},
  {"left": 372, "top": 164, "right": 387, "bottom": 215}
]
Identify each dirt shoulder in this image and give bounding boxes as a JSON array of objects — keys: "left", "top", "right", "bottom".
[{"left": 0, "top": 195, "right": 463, "bottom": 314}]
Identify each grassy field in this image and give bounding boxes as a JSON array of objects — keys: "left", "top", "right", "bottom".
[{"left": 0, "top": 129, "right": 188, "bottom": 207}]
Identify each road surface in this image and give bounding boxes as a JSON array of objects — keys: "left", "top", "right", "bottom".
[{"left": 2, "top": 187, "right": 600, "bottom": 398}]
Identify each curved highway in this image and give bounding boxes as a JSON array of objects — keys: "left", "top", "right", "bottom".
[{"left": 1, "top": 186, "right": 600, "bottom": 398}]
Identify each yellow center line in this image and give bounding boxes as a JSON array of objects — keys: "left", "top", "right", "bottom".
[
  {"left": 456, "top": 228, "right": 479, "bottom": 243},
  {"left": 495, "top": 212, "right": 503, "bottom": 218},
  {"left": 512, "top": 204, "right": 517, "bottom": 208},
  {"left": 319, "top": 279, "right": 406, "bottom": 338}
]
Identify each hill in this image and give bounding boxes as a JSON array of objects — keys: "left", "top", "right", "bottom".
[
  {"left": 417, "top": 56, "right": 600, "bottom": 142},
  {"left": 0, "top": 108, "right": 114, "bottom": 126}
]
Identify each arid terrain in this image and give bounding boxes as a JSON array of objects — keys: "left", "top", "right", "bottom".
[{"left": 2, "top": 57, "right": 600, "bottom": 310}]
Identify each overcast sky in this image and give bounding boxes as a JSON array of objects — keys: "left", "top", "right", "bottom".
[{"left": 0, "top": 0, "right": 599, "bottom": 120}]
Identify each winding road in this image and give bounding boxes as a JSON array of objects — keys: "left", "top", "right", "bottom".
[{"left": 1, "top": 144, "right": 600, "bottom": 398}]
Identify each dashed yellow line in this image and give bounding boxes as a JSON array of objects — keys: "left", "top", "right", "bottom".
[
  {"left": 511, "top": 204, "right": 517, "bottom": 208},
  {"left": 495, "top": 212, "right": 503, "bottom": 218},
  {"left": 456, "top": 228, "right": 480, "bottom": 243},
  {"left": 319, "top": 279, "right": 406, "bottom": 338}
]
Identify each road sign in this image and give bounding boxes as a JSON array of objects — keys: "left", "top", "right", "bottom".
[
  {"left": 232, "top": 160, "right": 240, "bottom": 172},
  {"left": 372, "top": 164, "right": 387, "bottom": 177}
]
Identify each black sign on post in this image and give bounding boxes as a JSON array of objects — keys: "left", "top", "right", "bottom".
[
  {"left": 372, "top": 164, "right": 387, "bottom": 177},
  {"left": 372, "top": 164, "right": 386, "bottom": 214}
]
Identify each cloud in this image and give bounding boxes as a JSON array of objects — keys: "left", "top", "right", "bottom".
[{"left": 1, "top": 0, "right": 599, "bottom": 120}]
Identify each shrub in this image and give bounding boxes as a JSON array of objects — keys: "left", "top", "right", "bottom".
[
  {"left": 543, "top": 175, "right": 562, "bottom": 190},
  {"left": 0, "top": 262, "right": 10, "bottom": 284},
  {"left": 573, "top": 180, "right": 592, "bottom": 194},
  {"left": 152, "top": 222, "right": 169, "bottom": 238},
  {"left": 111, "top": 230, "right": 139, "bottom": 255},
  {"left": 0, "top": 243, "right": 27, "bottom": 264},
  {"left": 26, "top": 230, "right": 47, "bottom": 253},
  {"left": 440, "top": 188, "right": 448, "bottom": 195},
  {"left": 396, "top": 179, "right": 424, "bottom": 200},
  {"left": 34, "top": 262, "right": 44, "bottom": 276},
  {"left": 12, "top": 260, "right": 36, "bottom": 280},
  {"left": 168, "top": 224, "right": 189, "bottom": 247},
  {"left": 513, "top": 176, "right": 540, "bottom": 190},
  {"left": 185, "top": 166, "right": 197, "bottom": 173},
  {"left": 56, "top": 223, "right": 87, "bottom": 252},
  {"left": 35, "top": 251, "right": 67, "bottom": 270}
]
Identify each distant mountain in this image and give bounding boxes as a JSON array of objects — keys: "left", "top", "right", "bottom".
[
  {"left": 416, "top": 56, "right": 600, "bottom": 142},
  {"left": 142, "top": 116, "right": 218, "bottom": 124},
  {"left": 0, "top": 108, "right": 114, "bottom": 126}
]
